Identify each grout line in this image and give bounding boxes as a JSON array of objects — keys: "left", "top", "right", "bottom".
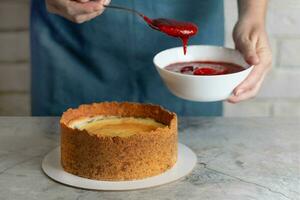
[
  {"left": 0, "top": 91, "right": 29, "bottom": 95},
  {"left": 0, "top": 0, "right": 30, "bottom": 4},
  {"left": 270, "top": 35, "right": 300, "bottom": 40},
  {"left": 0, "top": 28, "right": 29, "bottom": 33},
  {"left": 0, "top": 60, "right": 30, "bottom": 65}
]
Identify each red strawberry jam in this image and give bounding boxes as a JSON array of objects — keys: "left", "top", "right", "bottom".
[
  {"left": 193, "top": 67, "right": 218, "bottom": 75},
  {"left": 193, "top": 67, "right": 229, "bottom": 75},
  {"left": 165, "top": 61, "right": 244, "bottom": 76},
  {"left": 180, "top": 66, "right": 194, "bottom": 74},
  {"left": 143, "top": 16, "right": 198, "bottom": 55}
]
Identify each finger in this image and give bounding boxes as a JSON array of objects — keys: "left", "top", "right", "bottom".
[
  {"left": 84, "top": 10, "right": 102, "bottom": 21},
  {"left": 103, "top": 0, "right": 111, "bottom": 6},
  {"left": 76, "top": 0, "right": 90, "bottom": 2},
  {"left": 233, "top": 62, "right": 266, "bottom": 97},
  {"left": 72, "top": 11, "right": 101, "bottom": 23},
  {"left": 71, "top": 0, "right": 110, "bottom": 20},
  {"left": 227, "top": 75, "right": 265, "bottom": 103},
  {"left": 236, "top": 38, "right": 260, "bottom": 65},
  {"left": 46, "top": 0, "right": 65, "bottom": 14},
  {"left": 67, "top": 0, "right": 103, "bottom": 15},
  {"left": 46, "top": 3, "right": 57, "bottom": 14},
  {"left": 48, "top": 6, "right": 84, "bottom": 23},
  {"left": 233, "top": 46, "right": 272, "bottom": 94}
]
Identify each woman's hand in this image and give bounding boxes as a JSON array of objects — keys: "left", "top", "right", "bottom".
[
  {"left": 46, "top": 0, "right": 110, "bottom": 23},
  {"left": 227, "top": 19, "right": 272, "bottom": 103}
]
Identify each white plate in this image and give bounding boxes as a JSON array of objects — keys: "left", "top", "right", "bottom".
[{"left": 42, "top": 143, "right": 197, "bottom": 191}]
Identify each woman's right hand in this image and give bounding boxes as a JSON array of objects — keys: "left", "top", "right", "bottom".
[{"left": 46, "top": 0, "right": 110, "bottom": 23}]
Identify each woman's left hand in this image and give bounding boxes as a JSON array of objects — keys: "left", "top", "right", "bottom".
[{"left": 228, "top": 20, "right": 272, "bottom": 103}]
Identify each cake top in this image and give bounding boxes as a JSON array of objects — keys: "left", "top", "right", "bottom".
[
  {"left": 70, "top": 116, "right": 166, "bottom": 138},
  {"left": 60, "top": 102, "right": 177, "bottom": 139}
]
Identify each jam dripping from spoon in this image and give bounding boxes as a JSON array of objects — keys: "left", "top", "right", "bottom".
[{"left": 143, "top": 16, "right": 198, "bottom": 55}]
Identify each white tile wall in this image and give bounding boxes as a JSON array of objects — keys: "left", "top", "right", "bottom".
[
  {"left": 0, "top": 0, "right": 30, "bottom": 115},
  {"left": 0, "top": 31, "right": 30, "bottom": 62},
  {"left": 273, "top": 100, "right": 300, "bottom": 117},
  {"left": 0, "top": 63, "right": 30, "bottom": 92},
  {"left": 267, "top": 1, "right": 300, "bottom": 36},
  {"left": 0, "top": 1, "right": 29, "bottom": 30},
  {"left": 0, "top": 0, "right": 299, "bottom": 116},
  {"left": 224, "top": 100, "right": 271, "bottom": 117},
  {"left": 279, "top": 39, "right": 300, "bottom": 68},
  {"left": 0, "top": 93, "right": 30, "bottom": 116},
  {"left": 257, "top": 70, "right": 300, "bottom": 99}
]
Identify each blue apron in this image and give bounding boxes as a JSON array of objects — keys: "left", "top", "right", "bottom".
[{"left": 30, "top": 0, "right": 224, "bottom": 116}]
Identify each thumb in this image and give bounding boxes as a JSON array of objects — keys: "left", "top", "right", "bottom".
[
  {"left": 103, "top": 0, "right": 111, "bottom": 5},
  {"left": 236, "top": 39, "right": 260, "bottom": 65}
]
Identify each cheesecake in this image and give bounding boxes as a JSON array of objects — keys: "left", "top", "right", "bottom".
[
  {"left": 70, "top": 116, "right": 166, "bottom": 138},
  {"left": 60, "top": 102, "right": 177, "bottom": 181}
]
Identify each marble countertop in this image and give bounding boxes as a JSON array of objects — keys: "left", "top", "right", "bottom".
[{"left": 0, "top": 117, "right": 299, "bottom": 200}]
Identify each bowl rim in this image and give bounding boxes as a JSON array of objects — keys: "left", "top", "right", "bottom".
[{"left": 153, "top": 45, "right": 254, "bottom": 78}]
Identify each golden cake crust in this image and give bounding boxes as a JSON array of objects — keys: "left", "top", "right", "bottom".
[{"left": 60, "top": 102, "right": 177, "bottom": 181}]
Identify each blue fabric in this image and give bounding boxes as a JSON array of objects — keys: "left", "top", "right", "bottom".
[{"left": 30, "top": 0, "right": 224, "bottom": 116}]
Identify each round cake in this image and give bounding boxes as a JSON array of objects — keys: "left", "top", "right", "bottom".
[{"left": 60, "top": 102, "right": 177, "bottom": 181}]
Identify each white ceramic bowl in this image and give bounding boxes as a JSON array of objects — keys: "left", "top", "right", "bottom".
[{"left": 153, "top": 45, "right": 254, "bottom": 102}]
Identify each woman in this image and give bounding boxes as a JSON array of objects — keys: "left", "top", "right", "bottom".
[{"left": 30, "top": 0, "right": 272, "bottom": 116}]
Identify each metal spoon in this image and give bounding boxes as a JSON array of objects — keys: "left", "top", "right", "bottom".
[
  {"left": 104, "top": 4, "right": 160, "bottom": 30},
  {"left": 104, "top": 4, "right": 144, "bottom": 17}
]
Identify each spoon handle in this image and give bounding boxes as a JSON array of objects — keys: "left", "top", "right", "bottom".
[{"left": 104, "top": 4, "right": 144, "bottom": 17}]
